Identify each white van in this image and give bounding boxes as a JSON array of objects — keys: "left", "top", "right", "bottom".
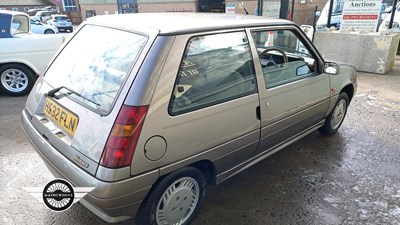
[{"left": 316, "top": 0, "right": 344, "bottom": 30}]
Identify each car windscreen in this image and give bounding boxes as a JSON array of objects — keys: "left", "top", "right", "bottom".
[{"left": 44, "top": 25, "right": 147, "bottom": 114}]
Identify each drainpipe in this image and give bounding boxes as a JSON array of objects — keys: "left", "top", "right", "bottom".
[
  {"left": 257, "top": 0, "right": 263, "bottom": 16},
  {"left": 327, "top": 0, "right": 334, "bottom": 28},
  {"left": 389, "top": 0, "right": 398, "bottom": 29}
]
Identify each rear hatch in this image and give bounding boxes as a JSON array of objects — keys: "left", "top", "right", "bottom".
[
  {"left": 54, "top": 16, "right": 71, "bottom": 26},
  {"left": 24, "top": 23, "right": 157, "bottom": 177}
]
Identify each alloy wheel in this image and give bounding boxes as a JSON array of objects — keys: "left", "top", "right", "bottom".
[{"left": 1, "top": 68, "right": 29, "bottom": 93}]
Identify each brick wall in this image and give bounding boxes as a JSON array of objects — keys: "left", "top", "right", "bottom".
[
  {"left": 138, "top": 2, "right": 196, "bottom": 13},
  {"left": 65, "top": 11, "right": 83, "bottom": 24},
  {"left": 0, "top": 5, "right": 48, "bottom": 13},
  {"left": 292, "top": 0, "right": 328, "bottom": 26}
]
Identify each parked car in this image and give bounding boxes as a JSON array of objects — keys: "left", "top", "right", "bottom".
[
  {"left": 0, "top": 10, "right": 64, "bottom": 95},
  {"left": 21, "top": 13, "right": 357, "bottom": 225},
  {"left": 30, "top": 10, "right": 53, "bottom": 23},
  {"left": 30, "top": 19, "right": 58, "bottom": 34},
  {"left": 47, "top": 14, "right": 73, "bottom": 32}
]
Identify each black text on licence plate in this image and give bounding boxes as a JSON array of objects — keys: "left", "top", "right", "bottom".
[{"left": 44, "top": 97, "right": 79, "bottom": 136}]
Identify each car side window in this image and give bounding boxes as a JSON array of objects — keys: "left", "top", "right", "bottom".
[
  {"left": 169, "top": 31, "right": 257, "bottom": 115},
  {"left": 251, "top": 29, "right": 318, "bottom": 89},
  {"left": 11, "top": 15, "right": 29, "bottom": 35}
]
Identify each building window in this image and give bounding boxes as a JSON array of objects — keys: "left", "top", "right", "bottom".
[
  {"left": 63, "top": 0, "right": 77, "bottom": 12},
  {"left": 24, "top": 7, "right": 29, "bottom": 12}
]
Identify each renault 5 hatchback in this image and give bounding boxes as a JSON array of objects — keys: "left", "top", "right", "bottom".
[{"left": 22, "top": 13, "right": 357, "bottom": 225}]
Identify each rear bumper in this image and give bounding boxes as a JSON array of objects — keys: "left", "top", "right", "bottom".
[
  {"left": 21, "top": 108, "right": 159, "bottom": 223},
  {"left": 55, "top": 25, "right": 72, "bottom": 29}
]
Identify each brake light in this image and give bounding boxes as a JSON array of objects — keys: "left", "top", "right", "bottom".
[{"left": 100, "top": 105, "right": 149, "bottom": 168}]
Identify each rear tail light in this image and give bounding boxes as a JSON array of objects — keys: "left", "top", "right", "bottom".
[{"left": 100, "top": 105, "right": 149, "bottom": 168}]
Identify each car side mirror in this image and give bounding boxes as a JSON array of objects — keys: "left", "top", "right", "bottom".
[
  {"left": 296, "top": 65, "right": 310, "bottom": 76},
  {"left": 324, "top": 62, "right": 340, "bottom": 75},
  {"left": 35, "top": 21, "right": 41, "bottom": 25}
]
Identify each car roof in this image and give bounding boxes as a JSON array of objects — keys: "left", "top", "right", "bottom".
[{"left": 86, "top": 13, "right": 294, "bottom": 35}]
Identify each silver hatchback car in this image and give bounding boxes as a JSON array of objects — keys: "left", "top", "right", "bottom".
[{"left": 22, "top": 13, "right": 356, "bottom": 225}]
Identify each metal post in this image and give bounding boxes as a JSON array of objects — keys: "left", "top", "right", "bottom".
[
  {"left": 389, "top": 0, "right": 398, "bottom": 29},
  {"left": 257, "top": 0, "right": 263, "bottom": 16},
  {"left": 291, "top": 0, "right": 295, "bottom": 21},
  {"left": 280, "top": 0, "right": 289, "bottom": 19},
  {"left": 327, "top": 0, "right": 334, "bottom": 27},
  {"left": 117, "top": 0, "right": 121, "bottom": 13},
  {"left": 313, "top": 6, "right": 318, "bottom": 30}
]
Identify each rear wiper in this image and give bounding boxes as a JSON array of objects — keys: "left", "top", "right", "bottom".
[
  {"left": 46, "top": 86, "right": 64, "bottom": 97},
  {"left": 46, "top": 86, "right": 101, "bottom": 107}
]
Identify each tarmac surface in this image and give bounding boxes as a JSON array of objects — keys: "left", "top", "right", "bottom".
[{"left": 0, "top": 56, "right": 399, "bottom": 225}]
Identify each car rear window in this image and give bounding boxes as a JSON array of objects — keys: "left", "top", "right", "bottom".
[
  {"left": 44, "top": 25, "right": 147, "bottom": 114},
  {"left": 55, "top": 16, "right": 68, "bottom": 20}
]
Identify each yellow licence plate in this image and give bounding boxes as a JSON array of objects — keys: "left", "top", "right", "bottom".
[{"left": 44, "top": 97, "right": 79, "bottom": 136}]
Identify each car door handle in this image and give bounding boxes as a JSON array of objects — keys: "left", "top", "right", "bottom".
[{"left": 256, "top": 106, "right": 261, "bottom": 120}]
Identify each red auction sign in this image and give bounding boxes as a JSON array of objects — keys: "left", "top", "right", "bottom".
[{"left": 341, "top": 0, "right": 382, "bottom": 31}]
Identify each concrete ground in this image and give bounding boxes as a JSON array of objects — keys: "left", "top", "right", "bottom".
[{"left": 0, "top": 57, "right": 399, "bottom": 225}]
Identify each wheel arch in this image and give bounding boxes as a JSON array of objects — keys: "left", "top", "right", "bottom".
[
  {"left": 340, "top": 84, "right": 354, "bottom": 102},
  {"left": 44, "top": 28, "right": 55, "bottom": 34},
  {"left": 0, "top": 62, "right": 39, "bottom": 78},
  {"left": 189, "top": 160, "right": 217, "bottom": 185},
  {"left": 157, "top": 160, "right": 217, "bottom": 186}
]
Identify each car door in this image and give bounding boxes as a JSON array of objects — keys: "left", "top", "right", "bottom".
[
  {"left": 134, "top": 30, "right": 262, "bottom": 179},
  {"left": 246, "top": 27, "right": 331, "bottom": 155}
]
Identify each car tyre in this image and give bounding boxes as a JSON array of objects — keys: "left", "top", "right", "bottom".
[
  {"left": 135, "top": 167, "right": 206, "bottom": 225},
  {"left": 0, "top": 64, "right": 36, "bottom": 96},
  {"left": 44, "top": 29, "right": 55, "bottom": 34},
  {"left": 319, "top": 92, "right": 349, "bottom": 135}
]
